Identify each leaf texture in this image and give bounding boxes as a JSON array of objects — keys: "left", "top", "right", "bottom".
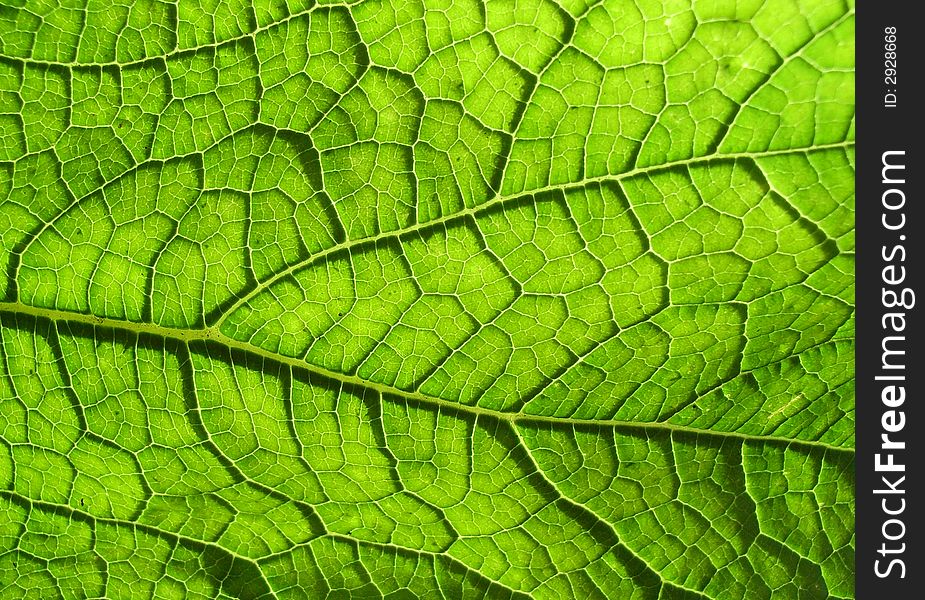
[{"left": 0, "top": 0, "right": 855, "bottom": 598}]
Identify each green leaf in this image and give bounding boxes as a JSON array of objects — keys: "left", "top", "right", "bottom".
[{"left": 0, "top": 0, "right": 854, "bottom": 598}]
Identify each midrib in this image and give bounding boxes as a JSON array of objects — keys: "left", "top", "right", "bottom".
[{"left": 0, "top": 300, "right": 853, "bottom": 456}]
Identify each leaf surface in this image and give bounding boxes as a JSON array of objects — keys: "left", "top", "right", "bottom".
[{"left": 0, "top": 0, "right": 854, "bottom": 598}]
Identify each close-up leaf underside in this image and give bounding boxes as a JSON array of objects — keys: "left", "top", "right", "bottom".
[{"left": 0, "top": 0, "right": 855, "bottom": 598}]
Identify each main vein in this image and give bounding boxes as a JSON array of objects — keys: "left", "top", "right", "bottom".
[{"left": 0, "top": 301, "right": 854, "bottom": 456}]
